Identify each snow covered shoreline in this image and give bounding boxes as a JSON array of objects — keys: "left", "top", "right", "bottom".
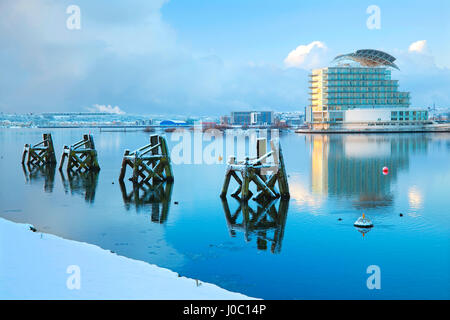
[{"left": 0, "top": 218, "right": 254, "bottom": 300}]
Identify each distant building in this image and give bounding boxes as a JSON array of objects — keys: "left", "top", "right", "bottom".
[
  {"left": 231, "top": 111, "right": 273, "bottom": 125},
  {"left": 220, "top": 115, "right": 230, "bottom": 125},
  {"left": 250, "top": 111, "right": 273, "bottom": 125},
  {"left": 135, "top": 119, "right": 152, "bottom": 125},
  {"left": 201, "top": 121, "right": 218, "bottom": 130},
  {"left": 286, "top": 117, "right": 303, "bottom": 127},
  {"left": 231, "top": 112, "right": 251, "bottom": 125},
  {"left": 277, "top": 112, "right": 304, "bottom": 127},
  {"left": 306, "top": 49, "right": 428, "bottom": 130},
  {"left": 42, "top": 112, "right": 112, "bottom": 116}
]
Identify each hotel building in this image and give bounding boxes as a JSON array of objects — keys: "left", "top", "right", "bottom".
[{"left": 305, "top": 49, "right": 429, "bottom": 130}]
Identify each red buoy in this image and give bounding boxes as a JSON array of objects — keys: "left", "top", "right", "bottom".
[{"left": 382, "top": 166, "right": 389, "bottom": 175}]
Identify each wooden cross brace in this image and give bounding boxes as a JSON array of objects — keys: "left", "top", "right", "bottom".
[
  {"left": 22, "top": 133, "right": 57, "bottom": 166},
  {"left": 59, "top": 134, "right": 100, "bottom": 172},
  {"left": 119, "top": 135, "right": 173, "bottom": 184},
  {"left": 220, "top": 138, "right": 290, "bottom": 201}
]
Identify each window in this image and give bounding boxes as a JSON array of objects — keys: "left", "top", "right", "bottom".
[{"left": 391, "top": 111, "right": 398, "bottom": 121}]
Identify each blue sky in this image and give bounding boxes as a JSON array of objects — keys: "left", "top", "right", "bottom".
[
  {"left": 163, "top": 0, "right": 450, "bottom": 66},
  {"left": 0, "top": 0, "right": 449, "bottom": 115}
]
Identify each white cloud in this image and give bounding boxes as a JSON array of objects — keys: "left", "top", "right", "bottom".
[
  {"left": 391, "top": 42, "right": 450, "bottom": 108},
  {"left": 88, "top": 104, "right": 125, "bottom": 114},
  {"left": 408, "top": 40, "right": 427, "bottom": 53},
  {"left": 284, "top": 41, "right": 327, "bottom": 69}
]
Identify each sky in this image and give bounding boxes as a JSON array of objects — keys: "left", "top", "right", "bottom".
[{"left": 0, "top": 0, "right": 449, "bottom": 115}]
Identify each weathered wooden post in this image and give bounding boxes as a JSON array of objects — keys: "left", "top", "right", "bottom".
[
  {"left": 118, "top": 150, "right": 131, "bottom": 181},
  {"left": 220, "top": 138, "right": 289, "bottom": 201},
  {"left": 118, "top": 134, "right": 174, "bottom": 223},
  {"left": 22, "top": 133, "right": 57, "bottom": 166},
  {"left": 118, "top": 134, "right": 173, "bottom": 185},
  {"left": 270, "top": 140, "right": 289, "bottom": 199},
  {"left": 59, "top": 134, "right": 100, "bottom": 172}
]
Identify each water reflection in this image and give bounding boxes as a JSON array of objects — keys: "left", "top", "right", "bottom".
[
  {"left": 408, "top": 186, "right": 424, "bottom": 210},
  {"left": 2, "top": 129, "right": 448, "bottom": 299},
  {"left": 22, "top": 163, "right": 56, "bottom": 193},
  {"left": 60, "top": 170, "right": 99, "bottom": 203},
  {"left": 355, "top": 226, "right": 372, "bottom": 237},
  {"left": 119, "top": 180, "right": 173, "bottom": 223},
  {"left": 221, "top": 198, "right": 289, "bottom": 254},
  {"left": 308, "top": 134, "right": 429, "bottom": 208}
]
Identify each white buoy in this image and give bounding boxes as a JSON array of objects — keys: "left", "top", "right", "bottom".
[{"left": 354, "top": 213, "right": 373, "bottom": 228}]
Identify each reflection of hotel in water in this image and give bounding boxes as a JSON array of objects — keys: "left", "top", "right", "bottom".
[{"left": 309, "top": 134, "right": 429, "bottom": 207}]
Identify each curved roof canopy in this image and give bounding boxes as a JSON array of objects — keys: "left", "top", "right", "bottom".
[{"left": 333, "top": 49, "right": 399, "bottom": 70}]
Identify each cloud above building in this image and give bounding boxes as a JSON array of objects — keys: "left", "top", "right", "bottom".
[
  {"left": 87, "top": 104, "right": 125, "bottom": 114},
  {"left": 283, "top": 41, "right": 328, "bottom": 70},
  {"left": 408, "top": 40, "right": 427, "bottom": 53},
  {"left": 393, "top": 41, "right": 450, "bottom": 108}
]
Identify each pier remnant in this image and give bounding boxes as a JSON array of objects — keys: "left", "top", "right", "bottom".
[
  {"left": 220, "top": 138, "right": 289, "bottom": 201},
  {"left": 119, "top": 135, "right": 173, "bottom": 185},
  {"left": 59, "top": 134, "right": 100, "bottom": 172},
  {"left": 22, "top": 133, "right": 57, "bottom": 166}
]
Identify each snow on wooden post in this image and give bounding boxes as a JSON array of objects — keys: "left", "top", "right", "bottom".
[
  {"left": 59, "top": 134, "right": 100, "bottom": 173},
  {"left": 220, "top": 137, "right": 290, "bottom": 201},
  {"left": 22, "top": 133, "right": 57, "bottom": 166},
  {"left": 118, "top": 135, "right": 173, "bottom": 185}
]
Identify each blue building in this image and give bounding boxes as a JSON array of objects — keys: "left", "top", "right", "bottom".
[{"left": 159, "top": 120, "right": 188, "bottom": 126}]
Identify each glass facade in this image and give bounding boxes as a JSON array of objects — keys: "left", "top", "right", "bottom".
[
  {"left": 231, "top": 112, "right": 251, "bottom": 125},
  {"left": 231, "top": 111, "right": 273, "bottom": 125},
  {"left": 391, "top": 110, "right": 428, "bottom": 121}
]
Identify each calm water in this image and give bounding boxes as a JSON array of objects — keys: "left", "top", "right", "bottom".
[{"left": 1, "top": 128, "right": 449, "bottom": 299}]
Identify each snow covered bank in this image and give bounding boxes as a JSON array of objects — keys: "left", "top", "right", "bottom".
[{"left": 0, "top": 218, "right": 254, "bottom": 299}]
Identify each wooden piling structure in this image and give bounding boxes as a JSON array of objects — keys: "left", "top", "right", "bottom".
[
  {"left": 22, "top": 133, "right": 56, "bottom": 166},
  {"left": 118, "top": 135, "right": 173, "bottom": 185},
  {"left": 220, "top": 138, "right": 290, "bottom": 201},
  {"left": 59, "top": 134, "right": 100, "bottom": 172}
]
